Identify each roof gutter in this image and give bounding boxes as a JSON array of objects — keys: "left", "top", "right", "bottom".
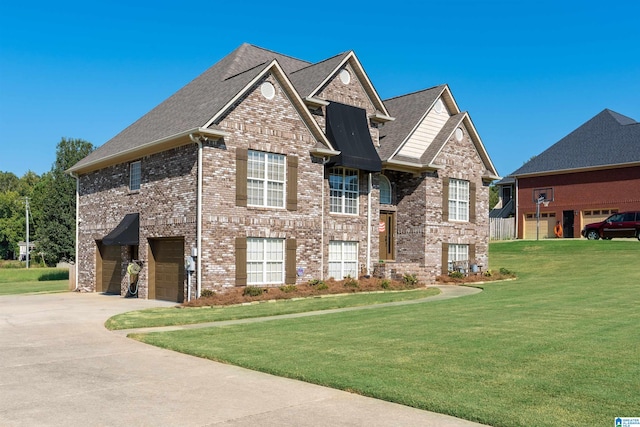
[
  {"left": 67, "top": 127, "right": 230, "bottom": 175},
  {"left": 382, "top": 159, "right": 444, "bottom": 174},
  {"left": 511, "top": 160, "right": 640, "bottom": 179}
]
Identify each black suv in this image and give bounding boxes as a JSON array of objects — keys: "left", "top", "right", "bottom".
[{"left": 581, "top": 211, "right": 640, "bottom": 240}]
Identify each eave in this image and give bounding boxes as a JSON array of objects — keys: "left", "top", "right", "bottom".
[
  {"left": 67, "top": 127, "right": 230, "bottom": 175},
  {"left": 511, "top": 161, "right": 640, "bottom": 179},
  {"left": 369, "top": 112, "right": 395, "bottom": 123},
  {"left": 382, "top": 159, "right": 444, "bottom": 175}
]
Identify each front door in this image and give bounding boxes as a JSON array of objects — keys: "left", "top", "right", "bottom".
[
  {"left": 379, "top": 212, "right": 395, "bottom": 261},
  {"left": 563, "top": 211, "right": 575, "bottom": 238}
]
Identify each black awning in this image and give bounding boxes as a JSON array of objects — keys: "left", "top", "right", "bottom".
[
  {"left": 102, "top": 213, "right": 139, "bottom": 246},
  {"left": 326, "top": 102, "right": 382, "bottom": 172}
]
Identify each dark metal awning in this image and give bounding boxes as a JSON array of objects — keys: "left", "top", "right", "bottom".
[
  {"left": 326, "top": 102, "right": 382, "bottom": 172},
  {"left": 102, "top": 213, "right": 139, "bottom": 246}
]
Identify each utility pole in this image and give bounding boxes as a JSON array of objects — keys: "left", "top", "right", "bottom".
[{"left": 25, "top": 197, "right": 30, "bottom": 269}]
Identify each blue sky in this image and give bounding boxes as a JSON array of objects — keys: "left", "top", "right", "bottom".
[{"left": 1, "top": 0, "right": 638, "bottom": 178}]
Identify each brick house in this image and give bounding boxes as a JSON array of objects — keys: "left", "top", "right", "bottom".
[
  {"left": 68, "top": 44, "right": 499, "bottom": 302},
  {"left": 491, "top": 109, "right": 640, "bottom": 239}
]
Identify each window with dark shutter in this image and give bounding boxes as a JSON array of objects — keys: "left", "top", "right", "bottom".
[
  {"left": 287, "top": 156, "right": 298, "bottom": 211},
  {"left": 442, "top": 178, "right": 449, "bottom": 220},
  {"left": 441, "top": 242, "right": 449, "bottom": 276},
  {"left": 285, "top": 238, "right": 297, "bottom": 284},
  {"left": 236, "top": 148, "right": 248, "bottom": 207},
  {"left": 469, "top": 182, "right": 476, "bottom": 223},
  {"left": 235, "top": 237, "right": 247, "bottom": 286}
]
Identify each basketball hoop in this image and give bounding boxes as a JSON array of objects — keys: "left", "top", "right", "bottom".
[{"left": 542, "top": 201, "right": 549, "bottom": 207}]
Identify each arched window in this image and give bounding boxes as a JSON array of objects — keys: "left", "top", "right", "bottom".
[{"left": 379, "top": 175, "right": 392, "bottom": 205}]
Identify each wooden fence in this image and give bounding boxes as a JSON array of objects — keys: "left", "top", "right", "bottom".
[{"left": 490, "top": 218, "right": 515, "bottom": 240}]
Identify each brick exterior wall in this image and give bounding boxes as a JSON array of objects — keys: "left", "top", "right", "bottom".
[{"left": 516, "top": 166, "right": 640, "bottom": 238}]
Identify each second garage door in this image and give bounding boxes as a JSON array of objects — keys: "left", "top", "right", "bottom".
[
  {"left": 523, "top": 212, "right": 556, "bottom": 239},
  {"left": 148, "top": 238, "right": 185, "bottom": 303}
]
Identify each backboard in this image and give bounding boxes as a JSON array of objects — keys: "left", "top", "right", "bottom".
[{"left": 532, "top": 187, "right": 554, "bottom": 203}]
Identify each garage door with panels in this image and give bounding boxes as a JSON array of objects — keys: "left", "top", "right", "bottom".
[{"left": 148, "top": 238, "right": 185, "bottom": 303}]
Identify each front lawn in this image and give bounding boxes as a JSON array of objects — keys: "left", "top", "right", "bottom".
[
  {"left": 131, "top": 240, "right": 640, "bottom": 427},
  {"left": 0, "top": 267, "right": 69, "bottom": 295}
]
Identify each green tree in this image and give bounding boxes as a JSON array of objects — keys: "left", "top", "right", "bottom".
[
  {"left": 489, "top": 185, "right": 499, "bottom": 210},
  {"left": 32, "top": 138, "right": 93, "bottom": 265},
  {"left": 0, "top": 190, "right": 24, "bottom": 259}
]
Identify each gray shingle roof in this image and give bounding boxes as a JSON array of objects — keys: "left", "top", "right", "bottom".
[
  {"left": 378, "top": 85, "right": 445, "bottom": 160},
  {"left": 510, "top": 109, "right": 640, "bottom": 176},
  {"left": 72, "top": 44, "right": 312, "bottom": 171},
  {"left": 289, "top": 52, "right": 351, "bottom": 97}
]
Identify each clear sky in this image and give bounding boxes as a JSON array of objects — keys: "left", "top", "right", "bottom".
[{"left": 1, "top": 0, "right": 638, "bottom": 178}]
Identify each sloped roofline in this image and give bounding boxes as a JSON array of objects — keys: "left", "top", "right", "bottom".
[
  {"left": 306, "top": 51, "right": 391, "bottom": 118},
  {"left": 203, "top": 59, "right": 333, "bottom": 150},
  {"left": 511, "top": 161, "right": 640, "bottom": 178},
  {"left": 387, "top": 85, "right": 454, "bottom": 160}
]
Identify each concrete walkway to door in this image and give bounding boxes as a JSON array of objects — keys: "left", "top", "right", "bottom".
[{"left": 0, "top": 288, "right": 488, "bottom": 427}]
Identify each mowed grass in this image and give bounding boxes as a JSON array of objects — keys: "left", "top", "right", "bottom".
[
  {"left": 106, "top": 288, "right": 440, "bottom": 330},
  {"left": 0, "top": 268, "right": 69, "bottom": 295},
  {"left": 131, "top": 240, "right": 640, "bottom": 427}
]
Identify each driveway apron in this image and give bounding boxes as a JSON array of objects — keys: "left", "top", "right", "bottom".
[{"left": 0, "top": 289, "right": 487, "bottom": 427}]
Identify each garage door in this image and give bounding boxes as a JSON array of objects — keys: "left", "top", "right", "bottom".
[
  {"left": 582, "top": 209, "right": 618, "bottom": 228},
  {"left": 96, "top": 243, "right": 121, "bottom": 294},
  {"left": 523, "top": 212, "right": 556, "bottom": 239},
  {"left": 149, "top": 238, "right": 184, "bottom": 303}
]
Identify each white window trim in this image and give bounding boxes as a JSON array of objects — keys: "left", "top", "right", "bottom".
[
  {"left": 247, "top": 150, "right": 286, "bottom": 209},
  {"left": 448, "top": 244, "right": 469, "bottom": 272},
  {"left": 129, "top": 161, "right": 141, "bottom": 192},
  {"left": 328, "top": 241, "right": 359, "bottom": 279},
  {"left": 247, "top": 238, "right": 284, "bottom": 285},
  {"left": 448, "top": 178, "right": 469, "bottom": 222},
  {"left": 379, "top": 175, "right": 392, "bottom": 205},
  {"left": 329, "top": 167, "right": 359, "bottom": 215}
]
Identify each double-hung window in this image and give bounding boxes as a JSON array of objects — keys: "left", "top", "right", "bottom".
[
  {"left": 448, "top": 179, "right": 469, "bottom": 221},
  {"left": 448, "top": 244, "right": 469, "bottom": 272},
  {"left": 247, "top": 238, "right": 284, "bottom": 285},
  {"left": 328, "top": 241, "right": 358, "bottom": 279},
  {"left": 247, "top": 150, "right": 285, "bottom": 208},
  {"left": 129, "top": 161, "right": 141, "bottom": 191},
  {"left": 329, "top": 168, "right": 358, "bottom": 214}
]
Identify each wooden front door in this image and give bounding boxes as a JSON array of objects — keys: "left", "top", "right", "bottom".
[{"left": 379, "top": 212, "right": 395, "bottom": 261}]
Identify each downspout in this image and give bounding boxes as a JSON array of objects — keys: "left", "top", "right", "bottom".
[
  {"left": 70, "top": 172, "right": 79, "bottom": 290},
  {"left": 367, "top": 173, "right": 372, "bottom": 276},
  {"left": 514, "top": 178, "right": 519, "bottom": 239},
  {"left": 320, "top": 157, "right": 331, "bottom": 280},
  {"left": 189, "top": 134, "right": 203, "bottom": 300}
]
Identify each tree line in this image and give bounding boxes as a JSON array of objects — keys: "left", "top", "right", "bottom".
[{"left": 0, "top": 138, "right": 93, "bottom": 265}]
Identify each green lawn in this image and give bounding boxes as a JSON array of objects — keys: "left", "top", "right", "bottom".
[
  {"left": 0, "top": 267, "right": 69, "bottom": 295},
  {"left": 131, "top": 240, "right": 640, "bottom": 427},
  {"left": 106, "top": 288, "right": 440, "bottom": 330}
]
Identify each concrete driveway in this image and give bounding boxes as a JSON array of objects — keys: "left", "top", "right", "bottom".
[{"left": 0, "top": 291, "right": 487, "bottom": 426}]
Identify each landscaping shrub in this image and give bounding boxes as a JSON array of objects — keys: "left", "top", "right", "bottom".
[
  {"left": 343, "top": 276, "right": 359, "bottom": 289},
  {"left": 243, "top": 286, "right": 265, "bottom": 297},
  {"left": 279, "top": 284, "right": 297, "bottom": 293},
  {"left": 448, "top": 271, "right": 465, "bottom": 279},
  {"left": 380, "top": 279, "right": 391, "bottom": 289},
  {"left": 402, "top": 273, "right": 419, "bottom": 288},
  {"left": 200, "top": 289, "right": 215, "bottom": 298}
]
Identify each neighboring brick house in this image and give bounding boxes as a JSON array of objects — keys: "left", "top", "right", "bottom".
[
  {"left": 491, "top": 109, "right": 640, "bottom": 239},
  {"left": 68, "top": 44, "right": 499, "bottom": 302}
]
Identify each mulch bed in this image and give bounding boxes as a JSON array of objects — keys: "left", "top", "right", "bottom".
[{"left": 183, "top": 277, "right": 417, "bottom": 307}]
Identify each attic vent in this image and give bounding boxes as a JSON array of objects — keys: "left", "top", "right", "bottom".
[
  {"left": 434, "top": 99, "right": 444, "bottom": 114},
  {"left": 455, "top": 127, "right": 464, "bottom": 142},
  {"left": 261, "top": 82, "right": 275, "bottom": 100},
  {"left": 339, "top": 69, "right": 351, "bottom": 84}
]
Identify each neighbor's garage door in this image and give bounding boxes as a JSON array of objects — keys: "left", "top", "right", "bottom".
[
  {"left": 148, "top": 238, "right": 184, "bottom": 303},
  {"left": 523, "top": 212, "right": 556, "bottom": 239},
  {"left": 582, "top": 209, "right": 617, "bottom": 228},
  {"left": 96, "top": 243, "right": 121, "bottom": 294}
]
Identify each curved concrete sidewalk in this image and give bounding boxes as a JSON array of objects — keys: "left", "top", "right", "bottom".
[
  {"left": 0, "top": 287, "right": 488, "bottom": 427},
  {"left": 115, "top": 285, "right": 482, "bottom": 335}
]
